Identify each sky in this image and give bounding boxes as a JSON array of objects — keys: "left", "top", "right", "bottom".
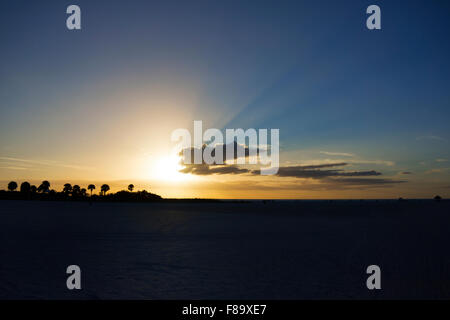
[{"left": 1, "top": 0, "right": 450, "bottom": 198}]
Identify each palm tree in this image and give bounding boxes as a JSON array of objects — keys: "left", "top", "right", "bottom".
[
  {"left": 20, "top": 182, "right": 31, "bottom": 193},
  {"left": 101, "top": 184, "right": 110, "bottom": 196},
  {"left": 63, "top": 183, "right": 72, "bottom": 195},
  {"left": 7, "top": 181, "right": 18, "bottom": 192},
  {"left": 128, "top": 184, "right": 134, "bottom": 192},
  {"left": 87, "top": 184, "right": 96, "bottom": 196},
  {"left": 38, "top": 180, "right": 50, "bottom": 193},
  {"left": 81, "top": 188, "right": 87, "bottom": 197},
  {"left": 72, "top": 185, "right": 81, "bottom": 196},
  {"left": 30, "top": 185, "right": 37, "bottom": 193}
]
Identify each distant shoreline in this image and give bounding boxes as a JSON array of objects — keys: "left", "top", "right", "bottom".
[
  {"left": 0, "top": 190, "right": 446, "bottom": 204},
  {"left": 0, "top": 190, "right": 226, "bottom": 203}
]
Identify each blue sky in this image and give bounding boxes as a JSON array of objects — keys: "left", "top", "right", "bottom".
[{"left": 1, "top": 0, "right": 449, "bottom": 198}]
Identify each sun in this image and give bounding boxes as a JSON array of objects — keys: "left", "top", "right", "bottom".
[{"left": 151, "top": 154, "right": 191, "bottom": 182}]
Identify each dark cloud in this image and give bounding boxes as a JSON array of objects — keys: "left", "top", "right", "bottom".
[
  {"left": 180, "top": 141, "right": 260, "bottom": 165},
  {"left": 179, "top": 163, "right": 250, "bottom": 175},
  {"left": 339, "top": 170, "right": 381, "bottom": 177},
  {"left": 288, "top": 163, "right": 348, "bottom": 170},
  {"left": 182, "top": 161, "right": 388, "bottom": 179},
  {"left": 179, "top": 160, "right": 406, "bottom": 186},
  {"left": 251, "top": 163, "right": 381, "bottom": 179}
]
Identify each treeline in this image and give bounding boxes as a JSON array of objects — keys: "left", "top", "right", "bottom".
[{"left": 0, "top": 180, "right": 162, "bottom": 202}]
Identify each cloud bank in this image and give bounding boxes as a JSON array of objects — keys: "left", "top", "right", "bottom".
[{"left": 179, "top": 161, "right": 405, "bottom": 186}]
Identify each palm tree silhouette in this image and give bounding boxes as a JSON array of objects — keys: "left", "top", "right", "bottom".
[
  {"left": 81, "top": 188, "right": 87, "bottom": 197},
  {"left": 7, "top": 181, "right": 18, "bottom": 192},
  {"left": 20, "top": 182, "right": 31, "bottom": 193},
  {"left": 72, "top": 185, "right": 81, "bottom": 196},
  {"left": 63, "top": 183, "right": 72, "bottom": 195},
  {"left": 38, "top": 181, "right": 50, "bottom": 193},
  {"left": 128, "top": 184, "right": 134, "bottom": 192},
  {"left": 30, "top": 185, "right": 37, "bottom": 193},
  {"left": 101, "top": 184, "right": 110, "bottom": 196},
  {"left": 88, "top": 184, "right": 96, "bottom": 196}
]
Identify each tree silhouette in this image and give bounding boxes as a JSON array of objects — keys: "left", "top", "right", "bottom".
[
  {"left": 38, "top": 181, "right": 50, "bottom": 193},
  {"left": 20, "top": 182, "right": 31, "bottom": 193},
  {"left": 7, "top": 181, "right": 18, "bottom": 192},
  {"left": 101, "top": 184, "right": 110, "bottom": 196},
  {"left": 0, "top": 180, "right": 162, "bottom": 202},
  {"left": 88, "top": 184, "right": 96, "bottom": 196},
  {"left": 72, "top": 185, "right": 81, "bottom": 196},
  {"left": 63, "top": 183, "right": 72, "bottom": 195}
]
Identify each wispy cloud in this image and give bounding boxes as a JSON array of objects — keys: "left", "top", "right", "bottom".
[
  {"left": 319, "top": 151, "right": 354, "bottom": 157},
  {"left": 0, "top": 166, "right": 28, "bottom": 170},
  {"left": 0, "top": 156, "right": 94, "bottom": 171},
  {"left": 307, "top": 158, "right": 395, "bottom": 167},
  {"left": 416, "top": 135, "right": 445, "bottom": 141},
  {"left": 328, "top": 178, "right": 405, "bottom": 186},
  {"left": 425, "top": 168, "right": 449, "bottom": 174},
  {"left": 346, "top": 159, "right": 395, "bottom": 166}
]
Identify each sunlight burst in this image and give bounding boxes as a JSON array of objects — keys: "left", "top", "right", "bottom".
[{"left": 151, "top": 154, "right": 190, "bottom": 182}]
